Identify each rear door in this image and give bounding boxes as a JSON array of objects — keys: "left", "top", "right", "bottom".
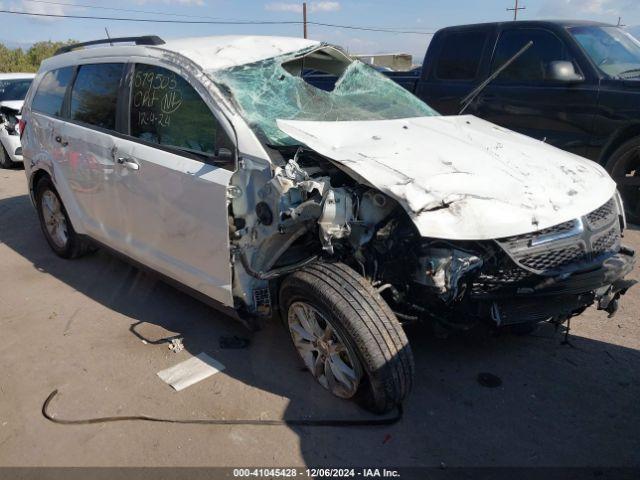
[
  {"left": 470, "top": 27, "right": 598, "bottom": 156},
  {"left": 112, "top": 62, "right": 236, "bottom": 305},
  {"left": 61, "top": 62, "right": 126, "bottom": 245}
]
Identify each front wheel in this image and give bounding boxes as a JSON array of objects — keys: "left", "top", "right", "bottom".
[
  {"left": 279, "top": 262, "right": 414, "bottom": 414},
  {"left": 605, "top": 137, "right": 640, "bottom": 225}
]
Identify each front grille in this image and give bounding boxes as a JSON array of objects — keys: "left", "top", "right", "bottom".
[
  {"left": 592, "top": 226, "right": 620, "bottom": 255},
  {"left": 586, "top": 198, "right": 616, "bottom": 230},
  {"left": 519, "top": 244, "right": 586, "bottom": 270},
  {"left": 499, "top": 219, "right": 577, "bottom": 251},
  {"left": 496, "top": 197, "right": 620, "bottom": 275}
]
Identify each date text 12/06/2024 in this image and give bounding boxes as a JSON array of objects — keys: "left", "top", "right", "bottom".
[{"left": 232, "top": 468, "right": 401, "bottom": 478}]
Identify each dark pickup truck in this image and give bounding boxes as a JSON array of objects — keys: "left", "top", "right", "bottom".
[{"left": 395, "top": 20, "right": 640, "bottom": 223}]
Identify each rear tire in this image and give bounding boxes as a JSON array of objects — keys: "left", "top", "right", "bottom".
[
  {"left": 280, "top": 262, "right": 414, "bottom": 414},
  {"left": 0, "top": 144, "right": 14, "bottom": 169},
  {"left": 605, "top": 137, "right": 640, "bottom": 225},
  {"left": 35, "top": 176, "right": 94, "bottom": 259}
]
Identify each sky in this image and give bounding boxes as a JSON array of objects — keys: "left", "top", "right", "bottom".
[{"left": 0, "top": 0, "right": 639, "bottom": 62}]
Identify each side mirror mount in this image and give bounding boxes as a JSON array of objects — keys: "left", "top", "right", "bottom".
[{"left": 547, "top": 61, "right": 584, "bottom": 82}]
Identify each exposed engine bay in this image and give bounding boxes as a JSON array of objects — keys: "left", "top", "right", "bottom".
[{"left": 228, "top": 146, "right": 636, "bottom": 331}]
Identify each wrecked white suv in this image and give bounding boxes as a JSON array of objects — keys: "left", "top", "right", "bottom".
[{"left": 22, "top": 35, "right": 636, "bottom": 413}]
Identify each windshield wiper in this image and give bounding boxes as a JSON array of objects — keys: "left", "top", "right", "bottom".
[
  {"left": 617, "top": 68, "right": 640, "bottom": 79},
  {"left": 459, "top": 40, "right": 533, "bottom": 114}
]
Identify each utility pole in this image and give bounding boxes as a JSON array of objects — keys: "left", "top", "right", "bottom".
[
  {"left": 506, "top": 0, "right": 526, "bottom": 20},
  {"left": 303, "top": 2, "right": 308, "bottom": 39}
]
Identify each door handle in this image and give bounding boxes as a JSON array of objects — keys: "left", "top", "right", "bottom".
[
  {"left": 54, "top": 135, "right": 68, "bottom": 147},
  {"left": 116, "top": 157, "right": 140, "bottom": 171}
]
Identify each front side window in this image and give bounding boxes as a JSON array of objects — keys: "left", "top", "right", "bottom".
[
  {"left": 31, "top": 67, "right": 74, "bottom": 117},
  {"left": 435, "top": 30, "right": 488, "bottom": 80},
  {"left": 569, "top": 26, "right": 640, "bottom": 79},
  {"left": 130, "top": 64, "right": 234, "bottom": 169},
  {"left": 492, "top": 29, "right": 575, "bottom": 82},
  {"left": 0, "top": 79, "right": 32, "bottom": 102},
  {"left": 70, "top": 63, "right": 124, "bottom": 130}
]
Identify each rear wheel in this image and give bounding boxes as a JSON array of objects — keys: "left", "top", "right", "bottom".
[
  {"left": 35, "top": 176, "right": 94, "bottom": 259},
  {"left": 280, "top": 262, "right": 414, "bottom": 414},
  {"left": 0, "top": 144, "right": 14, "bottom": 169},
  {"left": 605, "top": 137, "right": 640, "bottom": 225}
]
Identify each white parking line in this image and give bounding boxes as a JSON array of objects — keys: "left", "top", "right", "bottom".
[{"left": 157, "top": 352, "right": 225, "bottom": 391}]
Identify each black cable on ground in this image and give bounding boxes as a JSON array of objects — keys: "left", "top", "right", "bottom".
[{"left": 42, "top": 390, "right": 403, "bottom": 427}]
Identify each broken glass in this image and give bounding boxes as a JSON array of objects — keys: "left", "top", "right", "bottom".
[{"left": 212, "top": 50, "right": 438, "bottom": 146}]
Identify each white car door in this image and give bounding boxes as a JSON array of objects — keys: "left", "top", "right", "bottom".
[
  {"left": 58, "top": 62, "right": 126, "bottom": 246},
  {"left": 112, "top": 62, "right": 235, "bottom": 306}
]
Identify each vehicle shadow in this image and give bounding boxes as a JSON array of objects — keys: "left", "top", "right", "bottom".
[{"left": 1, "top": 192, "right": 639, "bottom": 467}]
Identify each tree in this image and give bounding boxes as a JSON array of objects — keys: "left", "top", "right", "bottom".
[{"left": 0, "top": 40, "right": 77, "bottom": 73}]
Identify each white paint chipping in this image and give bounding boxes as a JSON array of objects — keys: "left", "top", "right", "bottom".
[
  {"left": 277, "top": 116, "right": 616, "bottom": 240},
  {"left": 157, "top": 352, "right": 225, "bottom": 391}
]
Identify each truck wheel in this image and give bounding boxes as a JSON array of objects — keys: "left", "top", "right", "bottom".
[
  {"left": 35, "top": 176, "right": 94, "bottom": 259},
  {"left": 605, "top": 137, "right": 640, "bottom": 225},
  {"left": 0, "top": 145, "right": 14, "bottom": 169},
  {"left": 280, "top": 262, "right": 414, "bottom": 414}
]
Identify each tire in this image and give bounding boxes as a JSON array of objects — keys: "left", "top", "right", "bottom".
[
  {"left": 35, "top": 176, "right": 94, "bottom": 259},
  {"left": 0, "top": 144, "right": 14, "bottom": 169},
  {"left": 279, "top": 262, "right": 414, "bottom": 414},
  {"left": 605, "top": 137, "right": 640, "bottom": 225}
]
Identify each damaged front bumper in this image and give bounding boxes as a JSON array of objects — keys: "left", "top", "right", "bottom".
[{"left": 482, "top": 248, "right": 636, "bottom": 326}]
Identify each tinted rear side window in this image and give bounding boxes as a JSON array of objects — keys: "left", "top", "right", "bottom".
[
  {"left": 31, "top": 67, "right": 74, "bottom": 117},
  {"left": 70, "top": 63, "right": 124, "bottom": 130},
  {"left": 435, "top": 30, "right": 488, "bottom": 80},
  {"left": 130, "top": 63, "right": 234, "bottom": 170}
]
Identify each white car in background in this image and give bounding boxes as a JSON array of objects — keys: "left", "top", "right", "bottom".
[{"left": 0, "top": 73, "right": 35, "bottom": 168}]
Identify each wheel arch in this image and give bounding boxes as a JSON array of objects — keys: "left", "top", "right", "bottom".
[
  {"left": 29, "top": 167, "right": 87, "bottom": 236},
  {"left": 29, "top": 168, "right": 52, "bottom": 205},
  {"left": 599, "top": 124, "right": 640, "bottom": 166}
]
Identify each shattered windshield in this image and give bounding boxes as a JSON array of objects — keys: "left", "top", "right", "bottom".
[{"left": 213, "top": 48, "right": 437, "bottom": 146}]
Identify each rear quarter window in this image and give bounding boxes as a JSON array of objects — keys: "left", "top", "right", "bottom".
[
  {"left": 31, "top": 67, "right": 74, "bottom": 117},
  {"left": 435, "top": 30, "right": 488, "bottom": 80}
]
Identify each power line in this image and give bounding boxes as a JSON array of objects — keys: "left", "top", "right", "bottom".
[
  {"left": 20, "top": 0, "right": 245, "bottom": 20},
  {"left": 0, "top": 6, "right": 435, "bottom": 35}
]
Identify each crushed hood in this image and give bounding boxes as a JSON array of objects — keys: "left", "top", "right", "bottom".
[
  {"left": 0, "top": 100, "right": 23, "bottom": 112},
  {"left": 277, "top": 115, "right": 617, "bottom": 240}
]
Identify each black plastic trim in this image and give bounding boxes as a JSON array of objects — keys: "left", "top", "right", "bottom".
[{"left": 54, "top": 36, "right": 165, "bottom": 55}]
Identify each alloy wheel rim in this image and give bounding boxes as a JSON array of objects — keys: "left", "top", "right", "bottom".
[
  {"left": 287, "top": 301, "right": 362, "bottom": 399},
  {"left": 41, "top": 190, "right": 69, "bottom": 249}
]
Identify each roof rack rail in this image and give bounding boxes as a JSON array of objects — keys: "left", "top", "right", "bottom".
[{"left": 54, "top": 35, "right": 165, "bottom": 55}]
